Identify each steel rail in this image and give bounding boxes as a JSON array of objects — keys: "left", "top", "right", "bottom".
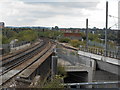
[
  {"left": 0, "top": 40, "right": 52, "bottom": 86},
  {"left": 0, "top": 41, "right": 40, "bottom": 62},
  {"left": 0, "top": 40, "right": 48, "bottom": 75}
]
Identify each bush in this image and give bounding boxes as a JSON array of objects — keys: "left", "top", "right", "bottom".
[
  {"left": 57, "top": 64, "right": 67, "bottom": 77},
  {"left": 42, "top": 64, "right": 66, "bottom": 88},
  {"left": 2, "top": 36, "right": 10, "bottom": 44},
  {"left": 79, "top": 41, "right": 86, "bottom": 46},
  {"left": 59, "top": 38, "right": 70, "bottom": 43},
  {"left": 43, "top": 75, "right": 64, "bottom": 88},
  {"left": 69, "top": 40, "right": 80, "bottom": 47},
  {"left": 36, "top": 64, "right": 66, "bottom": 88}
]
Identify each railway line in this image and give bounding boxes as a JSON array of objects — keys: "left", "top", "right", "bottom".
[
  {"left": 0, "top": 39, "right": 53, "bottom": 87},
  {"left": 0, "top": 41, "right": 39, "bottom": 61},
  {"left": 0, "top": 41, "right": 40, "bottom": 62},
  {"left": 0, "top": 41, "right": 45, "bottom": 75}
]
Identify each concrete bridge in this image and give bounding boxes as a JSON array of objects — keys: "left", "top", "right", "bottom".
[
  {"left": 58, "top": 42, "right": 120, "bottom": 77},
  {"left": 7, "top": 41, "right": 119, "bottom": 88},
  {"left": 56, "top": 43, "right": 120, "bottom": 88},
  {"left": 78, "top": 50, "right": 120, "bottom": 76}
]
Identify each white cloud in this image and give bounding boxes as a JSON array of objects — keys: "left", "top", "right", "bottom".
[
  {"left": 0, "top": 0, "right": 119, "bottom": 29},
  {"left": 0, "top": 0, "right": 100, "bottom": 3}
]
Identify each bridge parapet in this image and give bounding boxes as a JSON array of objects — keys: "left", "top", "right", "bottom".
[
  {"left": 78, "top": 50, "right": 120, "bottom": 66},
  {"left": 79, "top": 46, "right": 120, "bottom": 59}
]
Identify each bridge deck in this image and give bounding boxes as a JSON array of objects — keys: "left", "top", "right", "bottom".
[
  {"left": 18, "top": 44, "right": 55, "bottom": 79},
  {"left": 18, "top": 51, "right": 53, "bottom": 78},
  {"left": 78, "top": 50, "right": 120, "bottom": 66}
]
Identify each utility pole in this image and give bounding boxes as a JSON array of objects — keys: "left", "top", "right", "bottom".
[
  {"left": 118, "top": 1, "right": 120, "bottom": 29},
  {"left": 105, "top": 1, "right": 108, "bottom": 56},
  {"left": 118, "top": 1, "right": 120, "bottom": 59},
  {"left": 86, "top": 18, "right": 88, "bottom": 51}
]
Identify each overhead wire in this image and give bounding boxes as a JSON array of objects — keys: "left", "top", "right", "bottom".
[{"left": 109, "top": 15, "right": 120, "bottom": 29}]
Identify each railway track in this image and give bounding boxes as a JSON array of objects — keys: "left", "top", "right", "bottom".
[
  {"left": 0, "top": 41, "right": 39, "bottom": 61},
  {"left": 0, "top": 41, "right": 46, "bottom": 75},
  {"left": 0, "top": 39, "right": 52, "bottom": 87},
  {"left": 0, "top": 41, "right": 41, "bottom": 63}
]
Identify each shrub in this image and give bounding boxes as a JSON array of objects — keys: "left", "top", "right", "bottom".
[
  {"left": 69, "top": 40, "right": 80, "bottom": 47},
  {"left": 58, "top": 38, "right": 70, "bottom": 43},
  {"left": 43, "top": 75, "right": 64, "bottom": 88},
  {"left": 57, "top": 64, "right": 67, "bottom": 77},
  {"left": 79, "top": 41, "right": 86, "bottom": 46},
  {"left": 42, "top": 64, "right": 66, "bottom": 88}
]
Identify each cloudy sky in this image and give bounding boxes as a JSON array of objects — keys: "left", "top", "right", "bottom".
[{"left": 0, "top": 0, "right": 119, "bottom": 29}]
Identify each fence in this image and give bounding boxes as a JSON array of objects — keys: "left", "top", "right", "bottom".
[
  {"left": 79, "top": 45, "right": 120, "bottom": 59},
  {"left": 63, "top": 81, "right": 120, "bottom": 88},
  {"left": 0, "top": 44, "right": 10, "bottom": 54},
  {"left": 0, "top": 41, "right": 30, "bottom": 55},
  {"left": 88, "top": 41, "right": 117, "bottom": 51}
]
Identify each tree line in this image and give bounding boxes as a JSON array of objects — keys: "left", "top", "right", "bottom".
[{"left": 2, "top": 27, "right": 63, "bottom": 44}]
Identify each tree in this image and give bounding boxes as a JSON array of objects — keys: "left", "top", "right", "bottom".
[
  {"left": 2, "top": 36, "right": 10, "bottom": 44},
  {"left": 18, "top": 30, "right": 38, "bottom": 42},
  {"left": 80, "top": 32, "right": 86, "bottom": 40},
  {"left": 55, "top": 26, "right": 59, "bottom": 30}
]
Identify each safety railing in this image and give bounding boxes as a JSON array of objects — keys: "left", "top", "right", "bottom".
[
  {"left": 79, "top": 46, "right": 120, "bottom": 59},
  {"left": 63, "top": 81, "right": 120, "bottom": 88}
]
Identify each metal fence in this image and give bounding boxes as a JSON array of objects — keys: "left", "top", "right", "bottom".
[
  {"left": 79, "top": 45, "right": 120, "bottom": 59},
  {"left": 0, "top": 41, "right": 30, "bottom": 55},
  {"left": 0, "top": 44, "right": 10, "bottom": 54},
  {"left": 63, "top": 81, "right": 120, "bottom": 88},
  {"left": 88, "top": 40, "right": 117, "bottom": 51}
]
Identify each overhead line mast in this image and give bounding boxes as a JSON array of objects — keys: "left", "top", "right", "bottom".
[{"left": 105, "top": 1, "right": 108, "bottom": 56}]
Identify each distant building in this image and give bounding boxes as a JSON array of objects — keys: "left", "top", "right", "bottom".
[
  {"left": 59, "top": 28, "right": 81, "bottom": 33},
  {"left": 59, "top": 29, "right": 66, "bottom": 32},
  {"left": 118, "top": 1, "right": 120, "bottom": 29},
  {"left": 0, "top": 22, "right": 5, "bottom": 29},
  {"left": 64, "top": 33, "right": 82, "bottom": 40}
]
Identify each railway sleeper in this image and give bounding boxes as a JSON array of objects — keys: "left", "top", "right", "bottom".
[
  {"left": 1, "top": 42, "right": 42, "bottom": 62},
  {"left": 15, "top": 77, "right": 32, "bottom": 84},
  {"left": 0, "top": 43, "right": 47, "bottom": 75},
  {"left": 1, "top": 42, "right": 45, "bottom": 67}
]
